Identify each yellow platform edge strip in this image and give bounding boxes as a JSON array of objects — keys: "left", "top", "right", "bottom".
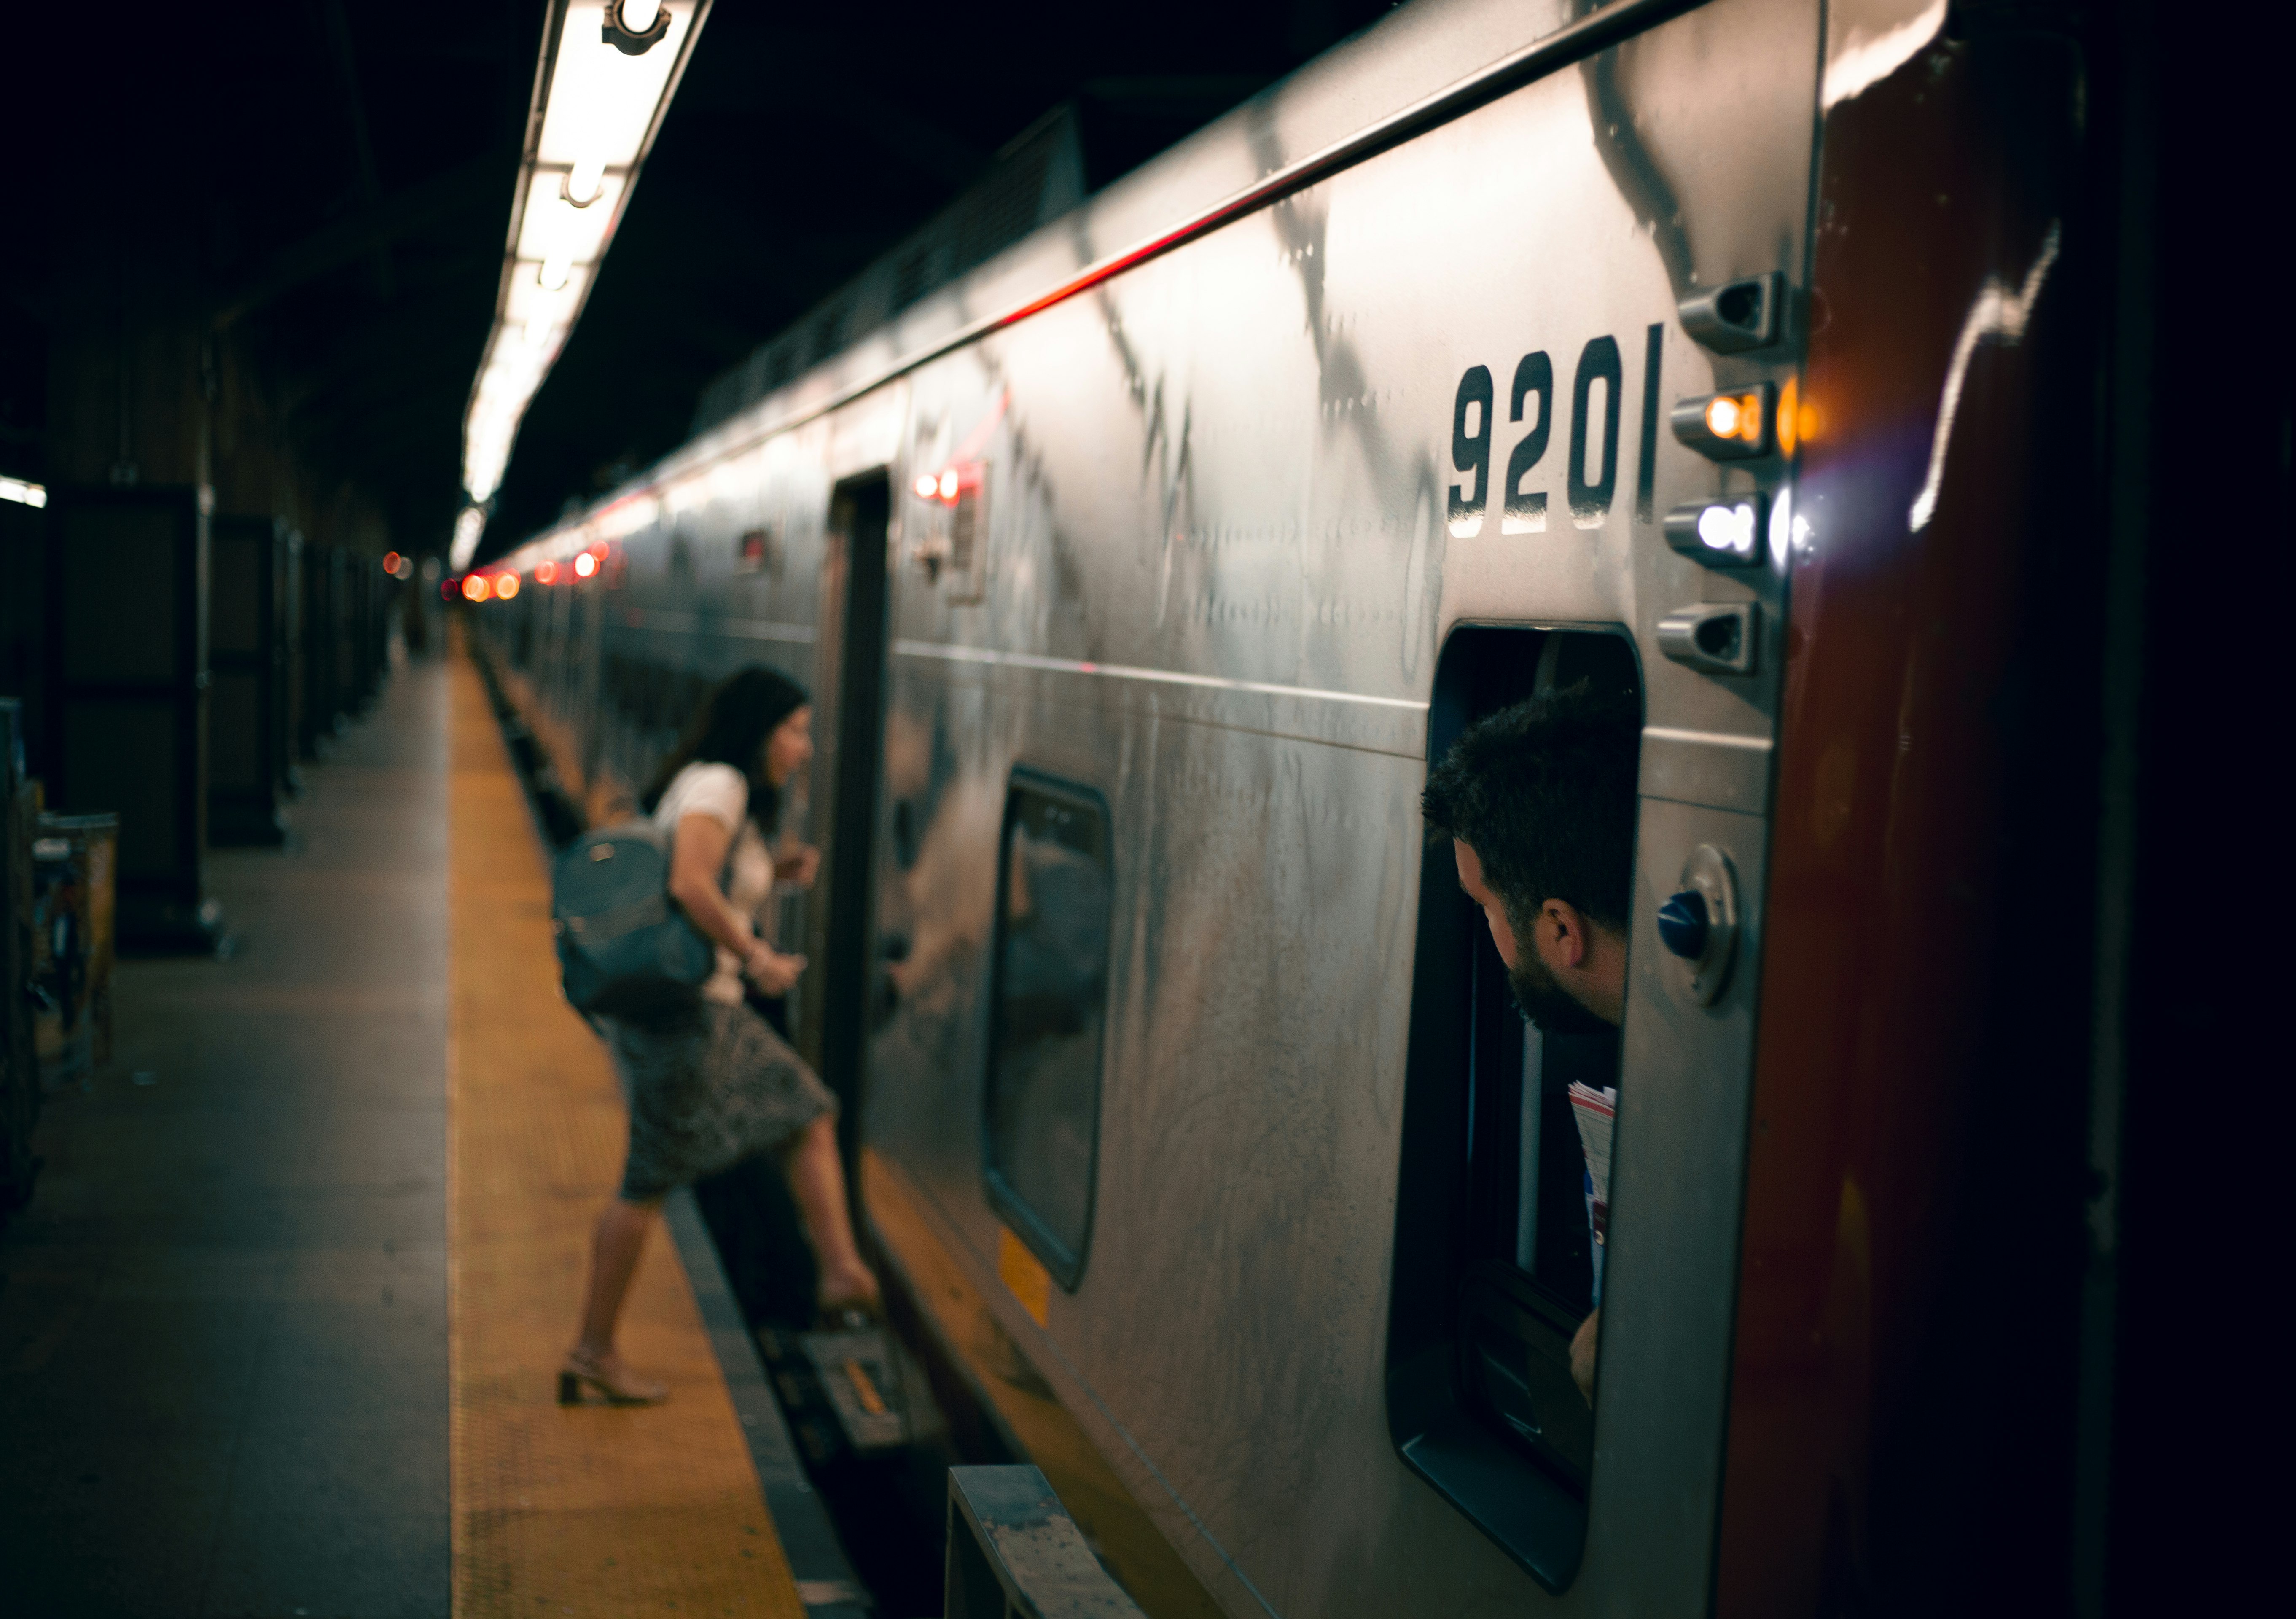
[{"left": 446, "top": 639, "right": 805, "bottom": 1619}]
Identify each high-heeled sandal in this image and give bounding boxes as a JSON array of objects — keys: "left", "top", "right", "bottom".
[{"left": 558, "top": 1347, "right": 669, "bottom": 1406}]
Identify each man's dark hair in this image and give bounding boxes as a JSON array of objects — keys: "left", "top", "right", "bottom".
[{"left": 1420, "top": 683, "right": 1641, "bottom": 936}]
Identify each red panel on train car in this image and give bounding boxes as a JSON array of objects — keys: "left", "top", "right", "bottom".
[{"left": 1716, "top": 24, "right": 2094, "bottom": 1616}]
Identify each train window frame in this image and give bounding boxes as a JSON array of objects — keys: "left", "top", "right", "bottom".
[
  {"left": 980, "top": 765, "right": 1114, "bottom": 1292},
  {"left": 1384, "top": 622, "right": 1642, "bottom": 1594}
]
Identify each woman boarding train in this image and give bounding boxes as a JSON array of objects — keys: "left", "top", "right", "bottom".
[{"left": 561, "top": 667, "right": 879, "bottom": 1406}]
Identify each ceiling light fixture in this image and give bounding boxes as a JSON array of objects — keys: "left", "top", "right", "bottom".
[
  {"left": 452, "top": 0, "right": 711, "bottom": 571},
  {"left": 603, "top": 0, "right": 670, "bottom": 54}
]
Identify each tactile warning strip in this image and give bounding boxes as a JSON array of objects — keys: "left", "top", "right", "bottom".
[{"left": 447, "top": 640, "right": 805, "bottom": 1618}]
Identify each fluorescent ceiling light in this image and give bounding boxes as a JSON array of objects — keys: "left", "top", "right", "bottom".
[{"left": 453, "top": 0, "right": 710, "bottom": 570}]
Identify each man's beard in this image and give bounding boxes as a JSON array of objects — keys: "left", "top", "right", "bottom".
[{"left": 1508, "top": 950, "right": 1612, "bottom": 1034}]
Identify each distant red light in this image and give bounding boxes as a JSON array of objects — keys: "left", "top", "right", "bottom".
[
  {"left": 535, "top": 559, "right": 559, "bottom": 585},
  {"left": 383, "top": 551, "right": 402, "bottom": 575},
  {"left": 441, "top": 576, "right": 460, "bottom": 602},
  {"left": 463, "top": 573, "right": 492, "bottom": 603}
]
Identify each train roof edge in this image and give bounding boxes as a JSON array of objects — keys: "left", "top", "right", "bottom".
[{"left": 492, "top": 0, "right": 1586, "bottom": 572}]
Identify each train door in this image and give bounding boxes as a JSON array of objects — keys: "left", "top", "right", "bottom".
[
  {"left": 1378, "top": 0, "right": 1815, "bottom": 1602},
  {"left": 801, "top": 473, "right": 892, "bottom": 1163}
]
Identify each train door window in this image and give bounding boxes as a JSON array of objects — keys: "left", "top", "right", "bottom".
[
  {"left": 1385, "top": 624, "right": 1639, "bottom": 1592},
  {"left": 982, "top": 768, "right": 1113, "bottom": 1290}
]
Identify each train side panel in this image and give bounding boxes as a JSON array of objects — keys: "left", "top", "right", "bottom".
[
  {"left": 482, "top": 0, "right": 1837, "bottom": 1612},
  {"left": 861, "top": 0, "right": 1821, "bottom": 1614}
]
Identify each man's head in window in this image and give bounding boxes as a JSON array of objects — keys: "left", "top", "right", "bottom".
[{"left": 1422, "top": 683, "right": 1639, "bottom": 1033}]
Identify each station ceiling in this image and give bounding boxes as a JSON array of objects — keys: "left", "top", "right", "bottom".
[{"left": 3, "top": 0, "right": 1395, "bottom": 564}]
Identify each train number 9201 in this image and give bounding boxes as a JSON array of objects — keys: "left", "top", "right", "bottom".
[{"left": 1447, "top": 326, "right": 1664, "bottom": 539}]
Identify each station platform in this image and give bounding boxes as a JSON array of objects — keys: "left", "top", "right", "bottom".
[{"left": 0, "top": 644, "right": 861, "bottom": 1617}]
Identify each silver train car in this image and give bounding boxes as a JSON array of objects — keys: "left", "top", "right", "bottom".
[{"left": 476, "top": 0, "right": 2156, "bottom": 1609}]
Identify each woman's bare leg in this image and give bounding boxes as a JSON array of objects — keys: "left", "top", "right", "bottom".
[
  {"left": 783, "top": 1116, "right": 879, "bottom": 1309},
  {"left": 575, "top": 1196, "right": 661, "bottom": 1361}
]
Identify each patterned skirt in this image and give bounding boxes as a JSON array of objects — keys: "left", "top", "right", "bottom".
[{"left": 602, "top": 999, "right": 836, "bottom": 1201}]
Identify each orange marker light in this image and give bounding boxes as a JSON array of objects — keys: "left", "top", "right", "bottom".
[
  {"left": 1776, "top": 379, "right": 1819, "bottom": 455},
  {"left": 913, "top": 473, "right": 939, "bottom": 500},
  {"left": 383, "top": 551, "right": 402, "bottom": 575},
  {"left": 1705, "top": 392, "right": 1764, "bottom": 444},
  {"left": 535, "top": 559, "right": 558, "bottom": 585},
  {"left": 494, "top": 572, "right": 521, "bottom": 600},
  {"left": 937, "top": 468, "right": 960, "bottom": 502},
  {"left": 573, "top": 551, "right": 598, "bottom": 578},
  {"left": 462, "top": 573, "right": 491, "bottom": 603},
  {"left": 1674, "top": 381, "right": 1777, "bottom": 462}
]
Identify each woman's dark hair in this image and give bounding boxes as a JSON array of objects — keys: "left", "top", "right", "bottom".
[
  {"left": 1420, "top": 683, "right": 1641, "bottom": 936},
  {"left": 641, "top": 665, "right": 811, "bottom": 834}
]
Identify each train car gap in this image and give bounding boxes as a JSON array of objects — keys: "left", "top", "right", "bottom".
[{"left": 807, "top": 474, "right": 893, "bottom": 1173}]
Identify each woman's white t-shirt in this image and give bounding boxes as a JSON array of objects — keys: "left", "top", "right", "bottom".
[{"left": 653, "top": 762, "right": 774, "bottom": 1006}]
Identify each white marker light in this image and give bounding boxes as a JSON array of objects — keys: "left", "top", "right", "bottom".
[
  {"left": 1664, "top": 492, "right": 1769, "bottom": 568},
  {"left": 1697, "top": 501, "right": 1758, "bottom": 555},
  {"left": 937, "top": 468, "right": 960, "bottom": 501},
  {"left": 1768, "top": 487, "right": 1794, "bottom": 567}
]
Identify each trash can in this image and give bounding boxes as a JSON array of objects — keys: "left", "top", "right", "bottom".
[{"left": 32, "top": 810, "right": 118, "bottom": 1087}]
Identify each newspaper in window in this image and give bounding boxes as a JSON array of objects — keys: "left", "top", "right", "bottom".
[{"left": 1568, "top": 1082, "right": 1617, "bottom": 1303}]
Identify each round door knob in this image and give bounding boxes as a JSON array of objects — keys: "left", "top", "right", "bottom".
[{"left": 1657, "top": 890, "right": 1710, "bottom": 959}]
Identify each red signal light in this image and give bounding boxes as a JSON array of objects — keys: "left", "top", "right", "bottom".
[{"left": 535, "top": 559, "right": 558, "bottom": 585}]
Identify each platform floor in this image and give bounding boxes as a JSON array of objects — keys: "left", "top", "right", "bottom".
[
  {"left": 0, "top": 656, "right": 453, "bottom": 1614},
  {"left": 0, "top": 645, "right": 820, "bottom": 1617},
  {"left": 445, "top": 646, "right": 804, "bottom": 1618}
]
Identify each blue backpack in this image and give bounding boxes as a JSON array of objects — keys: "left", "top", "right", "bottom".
[{"left": 550, "top": 823, "right": 716, "bottom": 1017}]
